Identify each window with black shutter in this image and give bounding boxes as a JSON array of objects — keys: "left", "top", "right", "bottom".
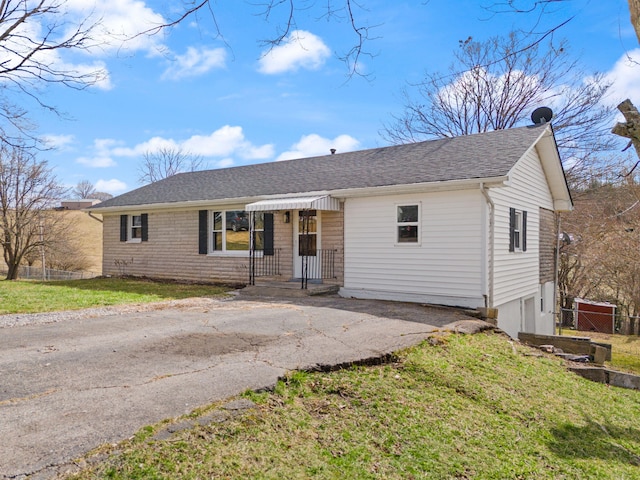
[
  {"left": 509, "top": 207, "right": 527, "bottom": 252},
  {"left": 120, "top": 215, "right": 127, "bottom": 242},
  {"left": 121, "top": 214, "right": 148, "bottom": 242},
  {"left": 263, "top": 213, "right": 274, "bottom": 255},
  {"left": 198, "top": 210, "right": 208, "bottom": 254}
]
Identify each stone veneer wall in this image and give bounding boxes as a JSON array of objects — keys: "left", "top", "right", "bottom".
[
  {"left": 102, "top": 206, "right": 345, "bottom": 285},
  {"left": 539, "top": 207, "right": 556, "bottom": 285}
]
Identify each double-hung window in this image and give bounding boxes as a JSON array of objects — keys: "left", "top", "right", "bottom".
[
  {"left": 120, "top": 214, "right": 148, "bottom": 243},
  {"left": 130, "top": 215, "right": 142, "bottom": 240},
  {"left": 396, "top": 204, "right": 420, "bottom": 244},
  {"left": 509, "top": 208, "right": 527, "bottom": 252}
]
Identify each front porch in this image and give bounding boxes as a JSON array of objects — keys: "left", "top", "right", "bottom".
[{"left": 245, "top": 195, "right": 344, "bottom": 290}]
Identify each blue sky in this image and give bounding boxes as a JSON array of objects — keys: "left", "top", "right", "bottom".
[{"left": 26, "top": 0, "right": 640, "bottom": 195}]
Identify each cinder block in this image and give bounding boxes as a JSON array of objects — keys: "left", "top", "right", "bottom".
[{"left": 592, "top": 345, "right": 608, "bottom": 365}]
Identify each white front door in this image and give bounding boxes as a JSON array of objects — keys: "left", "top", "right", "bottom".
[{"left": 294, "top": 210, "right": 321, "bottom": 278}]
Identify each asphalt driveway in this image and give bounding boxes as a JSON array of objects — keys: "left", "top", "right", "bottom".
[{"left": 0, "top": 295, "right": 471, "bottom": 479}]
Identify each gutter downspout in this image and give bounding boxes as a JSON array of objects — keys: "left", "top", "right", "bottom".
[
  {"left": 87, "top": 211, "right": 103, "bottom": 223},
  {"left": 480, "top": 183, "right": 494, "bottom": 308},
  {"left": 554, "top": 213, "right": 562, "bottom": 335}
]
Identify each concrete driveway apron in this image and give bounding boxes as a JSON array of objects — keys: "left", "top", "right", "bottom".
[{"left": 0, "top": 296, "right": 466, "bottom": 479}]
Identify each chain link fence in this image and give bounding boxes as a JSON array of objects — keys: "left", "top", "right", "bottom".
[
  {"left": 560, "top": 307, "right": 640, "bottom": 336},
  {"left": 0, "top": 265, "right": 100, "bottom": 281}
]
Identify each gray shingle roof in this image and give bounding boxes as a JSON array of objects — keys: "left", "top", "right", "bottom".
[{"left": 91, "top": 125, "right": 548, "bottom": 209}]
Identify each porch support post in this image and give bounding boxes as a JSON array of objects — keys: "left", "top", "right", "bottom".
[
  {"left": 301, "top": 209, "right": 310, "bottom": 289},
  {"left": 249, "top": 211, "right": 255, "bottom": 286}
]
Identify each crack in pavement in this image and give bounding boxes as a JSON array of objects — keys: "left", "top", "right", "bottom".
[{"left": 0, "top": 388, "right": 58, "bottom": 407}]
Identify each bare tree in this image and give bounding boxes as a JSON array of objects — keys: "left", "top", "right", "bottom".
[
  {"left": 92, "top": 191, "right": 113, "bottom": 202},
  {"left": 0, "top": 144, "right": 67, "bottom": 279},
  {"left": 153, "top": 1, "right": 640, "bottom": 79},
  {"left": 486, "top": 1, "right": 640, "bottom": 46},
  {"left": 0, "top": 0, "right": 105, "bottom": 144},
  {"left": 612, "top": 99, "right": 640, "bottom": 161},
  {"left": 138, "top": 147, "right": 205, "bottom": 185},
  {"left": 382, "top": 33, "right": 617, "bottom": 184},
  {"left": 557, "top": 175, "right": 640, "bottom": 332},
  {"left": 73, "top": 180, "right": 97, "bottom": 199},
  {"left": 631, "top": 0, "right": 640, "bottom": 43},
  {"left": 44, "top": 231, "right": 92, "bottom": 272},
  {"left": 145, "top": 0, "right": 375, "bottom": 77}
]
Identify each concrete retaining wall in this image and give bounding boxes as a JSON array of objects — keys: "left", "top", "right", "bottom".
[
  {"left": 569, "top": 366, "right": 640, "bottom": 391},
  {"left": 518, "top": 332, "right": 612, "bottom": 361}
]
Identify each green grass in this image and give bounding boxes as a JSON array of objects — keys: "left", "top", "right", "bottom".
[
  {"left": 0, "top": 277, "right": 229, "bottom": 314},
  {"left": 68, "top": 332, "right": 640, "bottom": 480},
  {"left": 561, "top": 330, "right": 640, "bottom": 376}
]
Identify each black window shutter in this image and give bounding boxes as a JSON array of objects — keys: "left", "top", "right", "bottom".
[
  {"left": 198, "top": 210, "right": 208, "bottom": 254},
  {"left": 141, "top": 214, "right": 148, "bottom": 242},
  {"left": 508, "top": 208, "right": 516, "bottom": 252},
  {"left": 522, "top": 210, "right": 527, "bottom": 252},
  {"left": 120, "top": 215, "right": 127, "bottom": 242},
  {"left": 263, "top": 213, "right": 274, "bottom": 256}
]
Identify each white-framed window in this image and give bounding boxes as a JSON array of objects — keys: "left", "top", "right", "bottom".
[
  {"left": 396, "top": 203, "right": 420, "bottom": 245},
  {"left": 509, "top": 208, "right": 527, "bottom": 252},
  {"left": 120, "top": 213, "right": 147, "bottom": 243},
  {"left": 513, "top": 211, "right": 522, "bottom": 250},
  {"left": 211, "top": 210, "right": 264, "bottom": 254},
  {"left": 130, "top": 215, "right": 142, "bottom": 242}
]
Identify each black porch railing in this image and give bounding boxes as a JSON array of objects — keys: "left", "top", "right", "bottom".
[
  {"left": 248, "top": 248, "right": 337, "bottom": 288},
  {"left": 249, "top": 248, "right": 281, "bottom": 284},
  {"left": 300, "top": 248, "right": 337, "bottom": 289}
]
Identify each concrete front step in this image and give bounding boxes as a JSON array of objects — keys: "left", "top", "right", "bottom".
[{"left": 240, "top": 282, "right": 340, "bottom": 298}]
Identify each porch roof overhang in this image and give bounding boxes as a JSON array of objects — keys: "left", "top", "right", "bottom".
[{"left": 244, "top": 195, "right": 341, "bottom": 212}]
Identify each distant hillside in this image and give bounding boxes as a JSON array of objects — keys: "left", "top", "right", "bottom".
[
  {"left": 0, "top": 209, "right": 102, "bottom": 277},
  {"left": 63, "top": 210, "right": 102, "bottom": 274}
]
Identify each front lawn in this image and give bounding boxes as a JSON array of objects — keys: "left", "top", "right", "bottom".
[
  {"left": 0, "top": 277, "right": 230, "bottom": 315},
  {"left": 68, "top": 332, "right": 640, "bottom": 479}
]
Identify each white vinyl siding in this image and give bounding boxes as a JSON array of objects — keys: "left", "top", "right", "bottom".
[
  {"left": 343, "top": 189, "right": 484, "bottom": 307},
  {"left": 491, "top": 145, "right": 554, "bottom": 307}
]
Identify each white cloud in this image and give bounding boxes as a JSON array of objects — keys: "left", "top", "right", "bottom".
[
  {"left": 0, "top": 0, "right": 161, "bottom": 91},
  {"left": 58, "top": 58, "right": 112, "bottom": 90},
  {"left": 64, "top": 0, "right": 167, "bottom": 56},
  {"left": 95, "top": 178, "right": 127, "bottom": 193},
  {"left": 216, "top": 158, "right": 235, "bottom": 168},
  {"left": 112, "top": 136, "right": 179, "bottom": 157},
  {"left": 258, "top": 30, "right": 330, "bottom": 74},
  {"left": 112, "top": 126, "right": 275, "bottom": 160},
  {"left": 162, "top": 46, "right": 227, "bottom": 80},
  {"left": 0, "top": 15, "right": 108, "bottom": 90},
  {"left": 277, "top": 134, "right": 360, "bottom": 161},
  {"left": 75, "top": 138, "right": 121, "bottom": 167},
  {"left": 77, "top": 156, "right": 117, "bottom": 168},
  {"left": 42, "top": 134, "right": 75, "bottom": 149},
  {"left": 605, "top": 49, "right": 640, "bottom": 108}
]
